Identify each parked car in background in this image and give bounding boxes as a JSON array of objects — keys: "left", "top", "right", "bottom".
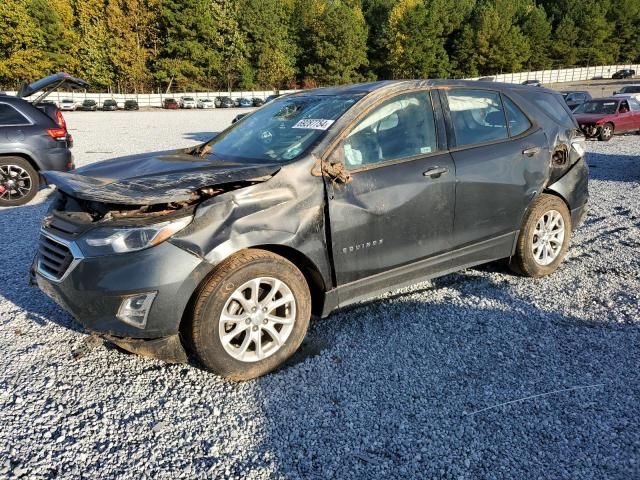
[
  {"left": 102, "top": 99, "right": 118, "bottom": 111},
  {"left": 231, "top": 112, "right": 249, "bottom": 123},
  {"left": 35, "top": 80, "right": 588, "bottom": 379},
  {"left": 163, "top": 98, "right": 179, "bottom": 109},
  {"left": 574, "top": 97, "right": 640, "bottom": 141},
  {"left": 59, "top": 99, "right": 77, "bottom": 111},
  {"left": 561, "top": 91, "right": 592, "bottom": 111},
  {"left": 77, "top": 99, "right": 98, "bottom": 111},
  {"left": 264, "top": 94, "right": 281, "bottom": 104},
  {"left": 198, "top": 98, "right": 215, "bottom": 109},
  {"left": 522, "top": 79, "right": 542, "bottom": 87},
  {"left": 612, "top": 69, "right": 636, "bottom": 79},
  {"left": 613, "top": 84, "right": 640, "bottom": 101},
  {"left": 238, "top": 98, "right": 253, "bottom": 108},
  {"left": 252, "top": 98, "right": 265, "bottom": 107},
  {"left": 124, "top": 99, "right": 139, "bottom": 111},
  {"left": 215, "top": 96, "right": 235, "bottom": 108},
  {"left": 0, "top": 73, "right": 87, "bottom": 206},
  {"left": 180, "top": 96, "right": 197, "bottom": 109}
]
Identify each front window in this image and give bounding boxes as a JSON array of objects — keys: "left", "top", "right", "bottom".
[
  {"left": 573, "top": 100, "right": 619, "bottom": 115},
  {"left": 342, "top": 91, "right": 437, "bottom": 169},
  {"left": 199, "top": 94, "right": 360, "bottom": 163}
]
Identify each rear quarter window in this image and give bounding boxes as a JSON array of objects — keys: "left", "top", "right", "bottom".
[
  {"left": 529, "top": 92, "right": 577, "bottom": 127},
  {"left": 0, "top": 103, "right": 29, "bottom": 126}
]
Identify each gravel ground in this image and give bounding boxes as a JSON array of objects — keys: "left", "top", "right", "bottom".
[{"left": 1, "top": 111, "right": 639, "bottom": 479}]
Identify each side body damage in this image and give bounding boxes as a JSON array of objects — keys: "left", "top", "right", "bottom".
[{"left": 34, "top": 80, "right": 589, "bottom": 366}]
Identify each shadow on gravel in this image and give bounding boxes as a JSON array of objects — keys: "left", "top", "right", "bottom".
[
  {"left": 587, "top": 150, "right": 640, "bottom": 183},
  {"left": 183, "top": 131, "right": 220, "bottom": 142},
  {"left": 0, "top": 199, "right": 83, "bottom": 333},
  {"left": 250, "top": 268, "right": 640, "bottom": 479}
]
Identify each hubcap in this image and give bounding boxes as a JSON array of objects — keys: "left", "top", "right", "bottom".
[
  {"left": 532, "top": 209, "right": 565, "bottom": 266},
  {"left": 0, "top": 165, "right": 32, "bottom": 201},
  {"left": 219, "top": 277, "right": 296, "bottom": 362}
]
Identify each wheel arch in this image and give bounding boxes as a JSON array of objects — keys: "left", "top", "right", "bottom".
[
  {"left": 0, "top": 152, "right": 39, "bottom": 171},
  {"left": 179, "top": 244, "right": 328, "bottom": 342}
]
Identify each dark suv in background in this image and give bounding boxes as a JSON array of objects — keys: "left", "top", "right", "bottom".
[
  {"left": 35, "top": 80, "right": 588, "bottom": 380},
  {"left": 0, "top": 73, "right": 88, "bottom": 206}
]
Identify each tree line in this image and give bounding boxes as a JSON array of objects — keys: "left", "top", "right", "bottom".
[{"left": 1, "top": 0, "right": 639, "bottom": 93}]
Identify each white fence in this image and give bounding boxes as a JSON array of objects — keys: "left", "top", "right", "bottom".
[
  {"left": 5, "top": 63, "right": 640, "bottom": 105},
  {"left": 470, "top": 63, "right": 640, "bottom": 84},
  {"left": 6, "top": 90, "right": 298, "bottom": 108}
]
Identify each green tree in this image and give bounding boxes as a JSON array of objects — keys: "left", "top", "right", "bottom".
[
  {"left": 518, "top": 3, "right": 552, "bottom": 70},
  {"left": 452, "top": 0, "right": 531, "bottom": 76},
  {"left": 0, "top": 0, "right": 50, "bottom": 87},
  {"left": 294, "top": 0, "right": 368, "bottom": 86}
]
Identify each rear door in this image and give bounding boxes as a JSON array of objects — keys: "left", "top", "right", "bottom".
[
  {"left": 326, "top": 90, "right": 456, "bottom": 285},
  {"left": 440, "top": 88, "right": 548, "bottom": 247}
]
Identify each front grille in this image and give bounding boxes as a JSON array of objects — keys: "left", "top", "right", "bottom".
[{"left": 38, "top": 235, "right": 74, "bottom": 280}]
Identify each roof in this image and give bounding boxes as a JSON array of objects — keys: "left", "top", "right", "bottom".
[{"left": 294, "top": 79, "right": 559, "bottom": 97}]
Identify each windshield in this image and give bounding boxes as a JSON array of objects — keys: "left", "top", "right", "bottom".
[
  {"left": 573, "top": 100, "right": 619, "bottom": 114},
  {"left": 199, "top": 94, "right": 361, "bottom": 163},
  {"left": 183, "top": 97, "right": 194, "bottom": 101},
  {"left": 620, "top": 86, "right": 640, "bottom": 94}
]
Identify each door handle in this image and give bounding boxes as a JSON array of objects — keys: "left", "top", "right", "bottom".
[
  {"left": 522, "top": 147, "right": 540, "bottom": 157},
  {"left": 423, "top": 166, "right": 449, "bottom": 178}
]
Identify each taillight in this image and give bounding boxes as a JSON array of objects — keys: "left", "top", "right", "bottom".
[
  {"left": 47, "top": 128, "right": 67, "bottom": 140},
  {"left": 55, "top": 110, "right": 67, "bottom": 128}
]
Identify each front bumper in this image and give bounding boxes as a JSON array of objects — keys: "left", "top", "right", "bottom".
[
  {"left": 578, "top": 123, "right": 601, "bottom": 138},
  {"left": 35, "top": 232, "right": 214, "bottom": 340}
]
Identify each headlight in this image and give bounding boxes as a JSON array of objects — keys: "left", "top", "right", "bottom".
[{"left": 78, "top": 216, "right": 192, "bottom": 256}]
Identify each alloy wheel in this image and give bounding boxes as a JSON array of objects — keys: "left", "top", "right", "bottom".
[
  {"left": 532, "top": 209, "right": 565, "bottom": 266},
  {"left": 0, "top": 164, "right": 32, "bottom": 202},
  {"left": 219, "top": 277, "right": 296, "bottom": 362}
]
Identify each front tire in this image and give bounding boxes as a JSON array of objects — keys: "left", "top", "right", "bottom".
[
  {"left": 0, "top": 157, "right": 39, "bottom": 206},
  {"left": 189, "top": 249, "right": 311, "bottom": 380},
  {"left": 509, "top": 194, "right": 571, "bottom": 277},
  {"left": 598, "top": 122, "right": 614, "bottom": 141}
]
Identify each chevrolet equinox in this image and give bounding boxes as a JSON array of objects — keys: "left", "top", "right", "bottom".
[{"left": 34, "top": 80, "right": 589, "bottom": 380}]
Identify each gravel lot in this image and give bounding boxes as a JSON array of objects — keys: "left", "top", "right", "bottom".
[{"left": 1, "top": 110, "right": 639, "bottom": 479}]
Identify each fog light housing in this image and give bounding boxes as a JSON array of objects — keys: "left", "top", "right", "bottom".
[{"left": 117, "top": 292, "right": 157, "bottom": 329}]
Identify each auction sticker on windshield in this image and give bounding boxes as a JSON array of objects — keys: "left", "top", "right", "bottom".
[{"left": 292, "top": 119, "right": 335, "bottom": 130}]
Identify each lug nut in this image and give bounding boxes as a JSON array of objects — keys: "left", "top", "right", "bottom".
[
  {"left": 262, "top": 307, "right": 267, "bottom": 313},
  {"left": 245, "top": 318, "right": 251, "bottom": 324},
  {"left": 252, "top": 326, "right": 258, "bottom": 331},
  {"left": 251, "top": 307, "right": 257, "bottom": 312},
  {"left": 263, "top": 319, "right": 268, "bottom": 324}
]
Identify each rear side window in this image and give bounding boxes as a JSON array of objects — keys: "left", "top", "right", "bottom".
[
  {"left": 531, "top": 92, "right": 576, "bottom": 126},
  {"left": 343, "top": 91, "right": 437, "bottom": 169},
  {"left": 502, "top": 96, "right": 532, "bottom": 136},
  {"left": 0, "top": 103, "right": 29, "bottom": 126},
  {"left": 446, "top": 89, "right": 508, "bottom": 147}
]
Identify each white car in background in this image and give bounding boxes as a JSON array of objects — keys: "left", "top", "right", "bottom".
[
  {"left": 180, "top": 96, "right": 197, "bottom": 109},
  {"left": 613, "top": 85, "right": 640, "bottom": 101},
  {"left": 197, "top": 98, "right": 215, "bottom": 109},
  {"left": 59, "top": 99, "right": 77, "bottom": 111}
]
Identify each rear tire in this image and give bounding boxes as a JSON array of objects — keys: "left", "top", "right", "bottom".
[
  {"left": 0, "top": 157, "right": 39, "bottom": 206},
  {"left": 598, "top": 122, "right": 614, "bottom": 141},
  {"left": 189, "top": 249, "right": 311, "bottom": 380},
  {"left": 509, "top": 194, "right": 571, "bottom": 277}
]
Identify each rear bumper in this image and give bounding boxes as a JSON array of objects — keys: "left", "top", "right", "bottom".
[{"left": 36, "top": 148, "right": 74, "bottom": 172}]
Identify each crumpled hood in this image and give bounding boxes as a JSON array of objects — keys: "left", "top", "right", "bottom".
[{"left": 43, "top": 150, "right": 281, "bottom": 205}]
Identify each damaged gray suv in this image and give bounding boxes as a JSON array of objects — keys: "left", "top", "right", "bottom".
[{"left": 34, "top": 80, "right": 588, "bottom": 380}]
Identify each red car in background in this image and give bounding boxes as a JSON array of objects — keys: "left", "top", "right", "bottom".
[
  {"left": 162, "top": 98, "right": 179, "bottom": 109},
  {"left": 574, "top": 97, "right": 640, "bottom": 141}
]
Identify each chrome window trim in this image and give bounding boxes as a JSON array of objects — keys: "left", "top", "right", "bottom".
[{"left": 0, "top": 101, "right": 34, "bottom": 127}]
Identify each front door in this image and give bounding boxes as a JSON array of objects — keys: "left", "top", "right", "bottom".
[{"left": 325, "top": 90, "right": 456, "bottom": 285}]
